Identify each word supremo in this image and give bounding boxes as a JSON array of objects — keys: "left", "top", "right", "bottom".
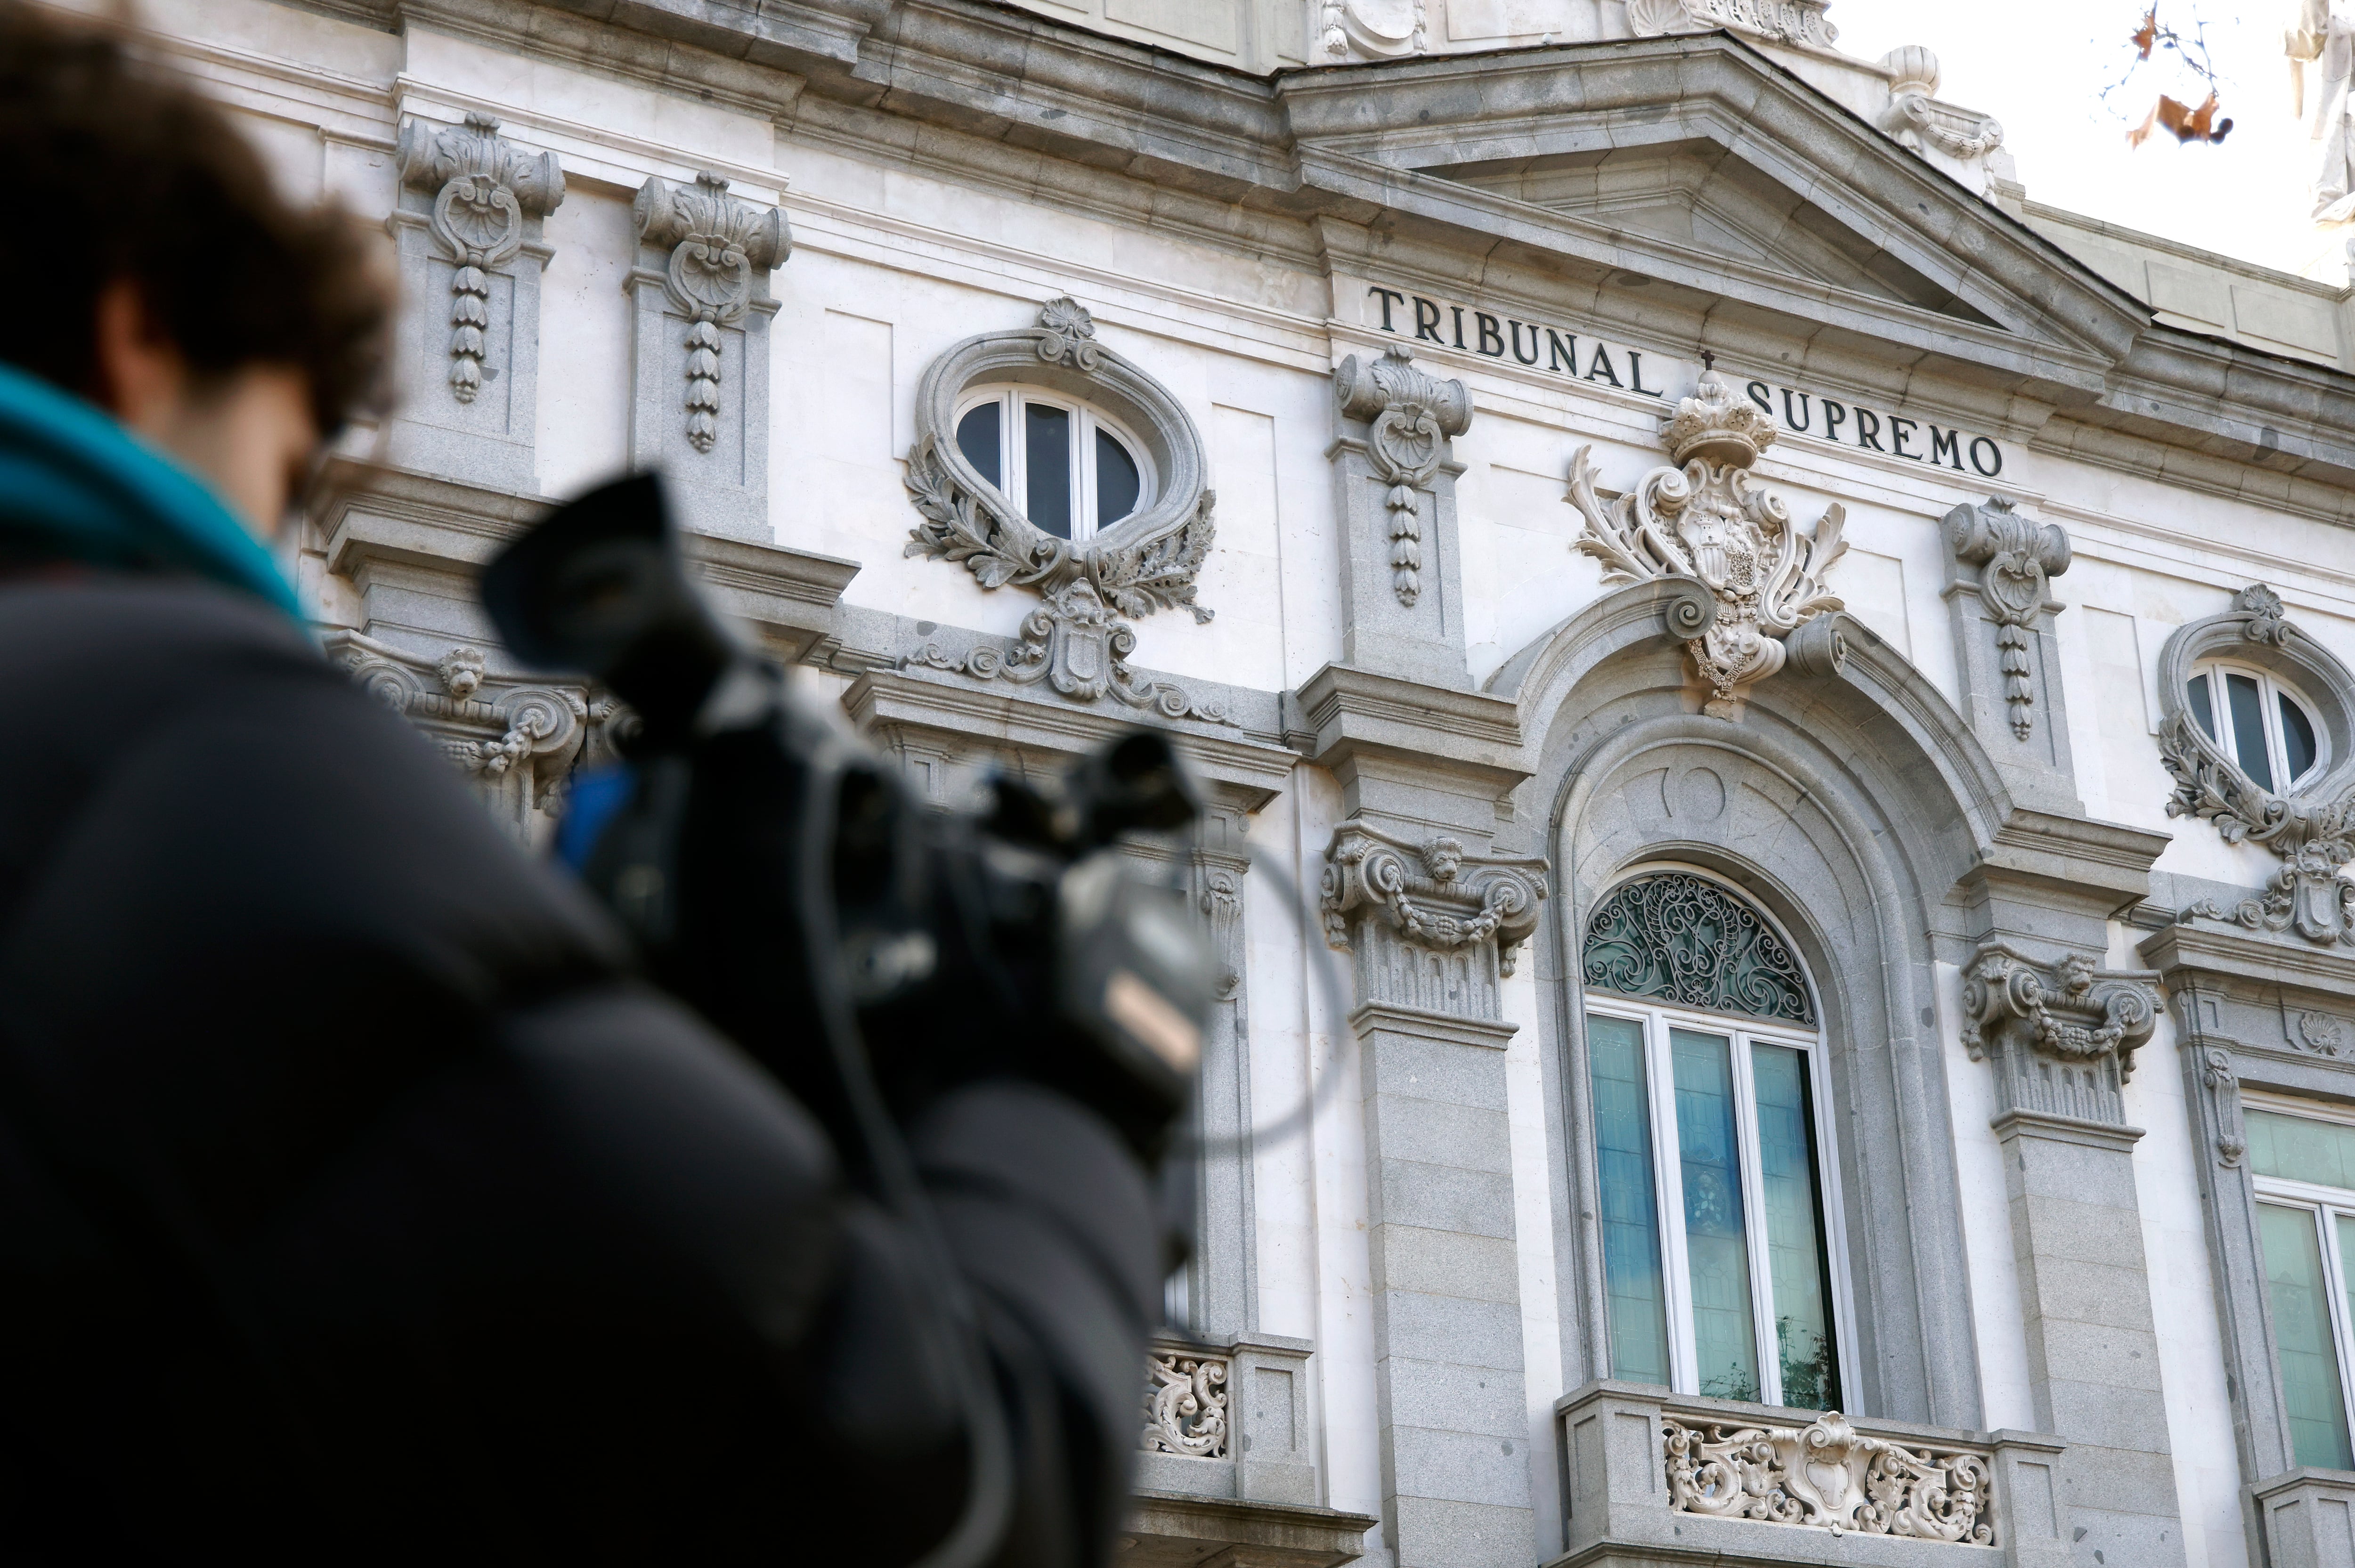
[{"left": 1361, "top": 284, "right": 2005, "bottom": 477}]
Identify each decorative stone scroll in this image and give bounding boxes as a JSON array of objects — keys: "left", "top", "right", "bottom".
[
  {"left": 1958, "top": 941, "right": 2160, "bottom": 1125},
  {"left": 325, "top": 631, "right": 618, "bottom": 845},
  {"left": 1877, "top": 48, "right": 2005, "bottom": 160},
  {"left": 1944, "top": 497, "right": 2070, "bottom": 740},
  {"left": 395, "top": 114, "right": 564, "bottom": 405},
  {"left": 632, "top": 173, "right": 790, "bottom": 454},
  {"left": 903, "top": 580, "right": 1234, "bottom": 724},
  {"left": 1143, "top": 1349, "right": 1229, "bottom": 1459},
  {"left": 1332, "top": 346, "right": 1472, "bottom": 609},
  {"left": 1662, "top": 1411, "right": 1993, "bottom": 1544},
  {"left": 2160, "top": 584, "right": 2355, "bottom": 946},
  {"left": 1628, "top": 0, "right": 1837, "bottom": 51},
  {"left": 1321, "top": 824, "right": 1548, "bottom": 979},
  {"left": 1570, "top": 367, "right": 1847, "bottom": 718}
]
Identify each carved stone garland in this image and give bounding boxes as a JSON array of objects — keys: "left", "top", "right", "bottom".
[
  {"left": 1662, "top": 1411, "right": 1994, "bottom": 1544},
  {"left": 2162, "top": 584, "right": 2355, "bottom": 946},
  {"left": 632, "top": 173, "right": 790, "bottom": 454},
  {"left": 1321, "top": 825, "right": 1548, "bottom": 978},
  {"left": 1876, "top": 47, "right": 2005, "bottom": 159},
  {"left": 1333, "top": 346, "right": 1472, "bottom": 609},
  {"left": 1142, "top": 1350, "right": 1230, "bottom": 1459},
  {"left": 903, "top": 299, "right": 1222, "bottom": 719},
  {"left": 1570, "top": 367, "right": 1847, "bottom": 718},
  {"left": 1958, "top": 942, "right": 2160, "bottom": 1125},
  {"left": 1318, "top": 0, "right": 1428, "bottom": 58},
  {"left": 395, "top": 114, "right": 564, "bottom": 404},
  {"left": 1946, "top": 497, "right": 2070, "bottom": 740}
]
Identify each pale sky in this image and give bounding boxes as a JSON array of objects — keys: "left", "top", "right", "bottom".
[{"left": 1828, "top": 0, "right": 2333, "bottom": 280}]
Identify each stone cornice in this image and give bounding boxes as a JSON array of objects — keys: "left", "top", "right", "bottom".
[
  {"left": 343, "top": 0, "right": 2355, "bottom": 506},
  {"left": 1294, "top": 663, "right": 1526, "bottom": 791},
  {"left": 2138, "top": 919, "right": 2355, "bottom": 998}
]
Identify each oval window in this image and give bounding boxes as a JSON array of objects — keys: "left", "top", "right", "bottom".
[
  {"left": 952, "top": 385, "right": 1153, "bottom": 541},
  {"left": 2186, "top": 661, "right": 2326, "bottom": 792}
]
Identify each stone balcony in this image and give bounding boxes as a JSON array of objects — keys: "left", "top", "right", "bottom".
[
  {"left": 1553, "top": 1381, "right": 2073, "bottom": 1567},
  {"left": 1119, "top": 1334, "right": 1373, "bottom": 1568}
]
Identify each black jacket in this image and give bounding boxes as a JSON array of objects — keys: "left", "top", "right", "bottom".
[{"left": 0, "top": 578, "right": 1158, "bottom": 1562}]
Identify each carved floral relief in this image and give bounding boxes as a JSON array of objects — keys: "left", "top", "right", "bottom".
[
  {"left": 1570, "top": 367, "right": 1847, "bottom": 718},
  {"left": 632, "top": 173, "right": 790, "bottom": 454},
  {"left": 395, "top": 114, "right": 564, "bottom": 404},
  {"left": 1944, "top": 496, "right": 2071, "bottom": 740},
  {"left": 1662, "top": 1411, "right": 1993, "bottom": 1544},
  {"left": 1332, "top": 346, "right": 1473, "bottom": 609}
]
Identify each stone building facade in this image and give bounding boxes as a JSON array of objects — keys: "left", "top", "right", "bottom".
[{"left": 112, "top": 0, "right": 2355, "bottom": 1561}]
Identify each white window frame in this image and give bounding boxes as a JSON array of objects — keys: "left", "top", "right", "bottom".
[
  {"left": 2243, "top": 1089, "right": 2355, "bottom": 1454},
  {"left": 953, "top": 383, "right": 1156, "bottom": 542},
  {"left": 2190, "top": 660, "right": 2327, "bottom": 792},
  {"left": 1582, "top": 993, "right": 1859, "bottom": 1409}
]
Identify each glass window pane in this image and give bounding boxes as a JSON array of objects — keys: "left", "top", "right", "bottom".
[
  {"left": 1753, "top": 1043, "right": 1839, "bottom": 1411},
  {"left": 2186, "top": 672, "right": 2216, "bottom": 740},
  {"left": 1096, "top": 428, "right": 1142, "bottom": 527},
  {"left": 2283, "top": 692, "right": 2320, "bottom": 783},
  {"left": 2227, "top": 672, "right": 2275, "bottom": 790},
  {"left": 1023, "top": 402, "right": 1073, "bottom": 538},
  {"left": 2258, "top": 1204, "right": 2354, "bottom": 1470},
  {"left": 955, "top": 401, "right": 1002, "bottom": 490},
  {"left": 1588, "top": 1014, "right": 1670, "bottom": 1386},
  {"left": 1672, "top": 1029, "right": 1758, "bottom": 1402},
  {"left": 2247, "top": 1110, "right": 2355, "bottom": 1191}
]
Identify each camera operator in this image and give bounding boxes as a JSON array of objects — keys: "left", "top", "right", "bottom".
[{"left": 0, "top": 6, "right": 1187, "bottom": 1562}]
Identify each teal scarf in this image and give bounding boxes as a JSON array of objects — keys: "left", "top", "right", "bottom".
[{"left": 0, "top": 361, "right": 301, "bottom": 619}]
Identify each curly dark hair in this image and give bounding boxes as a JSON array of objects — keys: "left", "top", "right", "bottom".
[{"left": 0, "top": 2, "right": 390, "bottom": 436}]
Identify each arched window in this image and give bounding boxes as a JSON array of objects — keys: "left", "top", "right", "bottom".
[
  {"left": 952, "top": 384, "right": 1153, "bottom": 542},
  {"left": 2186, "top": 660, "right": 2325, "bottom": 794},
  {"left": 1581, "top": 869, "right": 1847, "bottom": 1410}
]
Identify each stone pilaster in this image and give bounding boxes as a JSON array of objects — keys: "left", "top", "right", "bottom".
[
  {"left": 1959, "top": 941, "right": 2186, "bottom": 1568},
  {"left": 1942, "top": 498, "right": 2080, "bottom": 813},
  {"left": 1330, "top": 346, "right": 1474, "bottom": 690},
  {"left": 1323, "top": 824, "right": 1546, "bottom": 1568},
  {"left": 628, "top": 173, "right": 789, "bottom": 541},
  {"left": 389, "top": 114, "right": 563, "bottom": 491},
  {"left": 1186, "top": 804, "right": 1257, "bottom": 1341}
]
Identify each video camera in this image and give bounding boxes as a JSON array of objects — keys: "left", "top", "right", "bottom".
[{"left": 477, "top": 474, "right": 1217, "bottom": 1178}]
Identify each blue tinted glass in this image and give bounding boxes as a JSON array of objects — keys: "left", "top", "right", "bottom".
[
  {"left": 2186, "top": 673, "right": 2215, "bottom": 740},
  {"left": 2228, "top": 672, "right": 2275, "bottom": 790},
  {"left": 2248, "top": 1110, "right": 2355, "bottom": 1191},
  {"left": 1753, "top": 1045, "right": 1838, "bottom": 1411},
  {"left": 1587, "top": 1013, "right": 1669, "bottom": 1386},
  {"left": 2284, "top": 692, "right": 2320, "bottom": 782},
  {"left": 1096, "top": 428, "right": 1142, "bottom": 526},
  {"left": 1024, "top": 403, "right": 1073, "bottom": 538},
  {"left": 2258, "top": 1203, "right": 2354, "bottom": 1470},
  {"left": 1672, "top": 1029, "right": 1758, "bottom": 1402},
  {"left": 955, "top": 401, "right": 1002, "bottom": 490}
]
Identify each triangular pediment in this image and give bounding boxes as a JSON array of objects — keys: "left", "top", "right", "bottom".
[
  {"left": 1427, "top": 143, "right": 2005, "bottom": 331},
  {"left": 1278, "top": 34, "right": 2147, "bottom": 384}
]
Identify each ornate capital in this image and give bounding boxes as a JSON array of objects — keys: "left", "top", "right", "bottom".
[
  {"left": 1333, "top": 346, "right": 1472, "bottom": 610},
  {"left": 1569, "top": 368, "right": 1847, "bottom": 718},
  {"left": 395, "top": 114, "right": 564, "bottom": 403},
  {"left": 633, "top": 173, "right": 789, "bottom": 454},
  {"left": 1321, "top": 823, "right": 1547, "bottom": 980},
  {"left": 327, "top": 630, "right": 619, "bottom": 844},
  {"left": 1959, "top": 942, "right": 2160, "bottom": 1124},
  {"left": 1944, "top": 497, "right": 2070, "bottom": 740}
]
